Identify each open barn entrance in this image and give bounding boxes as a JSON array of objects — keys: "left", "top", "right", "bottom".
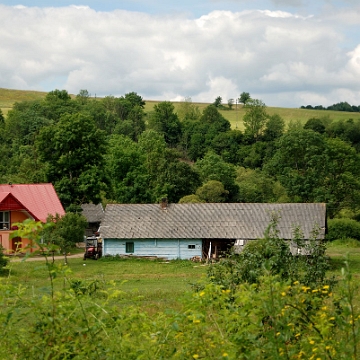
[{"left": 202, "top": 239, "right": 235, "bottom": 261}]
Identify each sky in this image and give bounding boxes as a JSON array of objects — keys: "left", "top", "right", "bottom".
[{"left": 0, "top": 1, "right": 359, "bottom": 108}]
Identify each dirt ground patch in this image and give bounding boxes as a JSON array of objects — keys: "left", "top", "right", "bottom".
[{"left": 8, "top": 252, "right": 84, "bottom": 262}]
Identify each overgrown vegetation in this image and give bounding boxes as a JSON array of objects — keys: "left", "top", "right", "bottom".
[
  {"left": 208, "top": 216, "right": 331, "bottom": 290},
  {"left": 0, "top": 220, "right": 359, "bottom": 359}
]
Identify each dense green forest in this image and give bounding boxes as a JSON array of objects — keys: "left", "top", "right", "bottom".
[{"left": 1, "top": 89, "right": 360, "bottom": 219}]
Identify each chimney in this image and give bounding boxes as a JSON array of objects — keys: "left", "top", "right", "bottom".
[{"left": 160, "top": 198, "right": 168, "bottom": 210}]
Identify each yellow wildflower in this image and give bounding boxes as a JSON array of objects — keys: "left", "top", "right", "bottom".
[
  {"left": 193, "top": 355, "right": 199, "bottom": 359},
  {"left": 223, "top": 353, "right": 228, "bottom": 357}
]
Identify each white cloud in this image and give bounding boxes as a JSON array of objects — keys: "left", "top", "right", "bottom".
[{"left": 0, "top": 4, "right": 359, "bottom": 107}]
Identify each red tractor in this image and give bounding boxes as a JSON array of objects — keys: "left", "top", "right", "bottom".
[{"left": 83, "top": 236, "right": 102, "bottom": 260}]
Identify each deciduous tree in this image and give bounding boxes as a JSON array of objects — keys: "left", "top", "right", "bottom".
[
  {"left": 264, "top": 129, "right": 327, "bottom": 202},
  {"left": 42, "top": 213, "right": 87, "bottom": 263},
  {"left": 194, "top": 151, "right": 238, "bottom": 201},
  {"left": 37, "top": 112, "right": 107, "bottom": 209},
  {"left": 239, "top": 91, "right": 251, "bottom": 105},
  {"left": 242, "top": 99, "right": 268, "bottom": 141},
  {"left": 148, "top": 101, "right": 182, "bottom": 146},
  {"left": 196, "top": 180, "right": 229, "bottom": 203}
]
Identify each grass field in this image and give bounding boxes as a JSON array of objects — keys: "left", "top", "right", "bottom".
[
  {"left": 3, "top": 242, "right": 359, "bottom": 312},
  {"left": 2, "top": 244, "right": 359, "bottom": 358},
  {"left": 5, "top": 256, "right": 208, "bottom": 313},
  {"left": 0, "top": 88, "right": 47, "bottom": 116},
  {"left": 2, "top": 87, "right": 360, "bottom": 130}
]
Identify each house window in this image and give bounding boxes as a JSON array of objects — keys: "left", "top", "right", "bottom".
[
  {"left": 188, "top": 244, "right": 196, "bottom": 249},
  {"left": 126, "top": 242, "right": 134, "bottom": 253},
  {"left": 0, "top": 211, "right": 10, "bottom": 230}
]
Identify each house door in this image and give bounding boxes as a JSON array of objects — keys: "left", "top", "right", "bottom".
[{"left": 12, "top": 237, "right": 22, "bottom": 253}]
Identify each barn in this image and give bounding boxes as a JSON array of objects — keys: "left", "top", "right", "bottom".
[{"left": 99, "top": 202, "right": 326, "bottom": 260}]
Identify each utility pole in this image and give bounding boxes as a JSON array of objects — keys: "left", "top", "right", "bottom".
[{"left": 236, "top": 98, "right": 238, "bottom": 129}]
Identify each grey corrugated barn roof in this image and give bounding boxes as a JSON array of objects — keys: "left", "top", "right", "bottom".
[
  {"left": 81, "top": 203, "right": 105, "bottom": 223},
  {"left": 99, "top": 203, "right": 326, "bottom": 240}
]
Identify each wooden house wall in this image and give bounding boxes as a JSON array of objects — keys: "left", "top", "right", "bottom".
[{"left": 104, "top": 238, "right": 202, "bottom": 260}]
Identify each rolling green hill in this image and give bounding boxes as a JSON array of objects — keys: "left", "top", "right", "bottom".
[
  {"left": 2, "top": 87, "right": 360, "bottom": 130},
  {"left": 0, "top": 88, "right": 48, "bottom": 116}
]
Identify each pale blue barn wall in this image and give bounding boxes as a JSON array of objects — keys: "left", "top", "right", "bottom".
[{"left": 104, "top": 238, "right": 202, "bottom": 260}]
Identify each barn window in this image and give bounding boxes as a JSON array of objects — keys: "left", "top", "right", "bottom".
[
  {"left": 188, "top": 244, "right": 196, "bottom": 249},
  {"left": 126, "top": 242, "right": 134, "bottom": 253},
  {"left": 0, "top": 211, "right": 9, "bottom": 229}
]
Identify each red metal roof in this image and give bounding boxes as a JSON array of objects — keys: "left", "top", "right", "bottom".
[{"left": 0, "top": 183, "right": 65, "bottom": 222}]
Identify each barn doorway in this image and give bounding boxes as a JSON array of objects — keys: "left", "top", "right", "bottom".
[{"left": 202, "top": 239, "right": 235, "bottom": 260}]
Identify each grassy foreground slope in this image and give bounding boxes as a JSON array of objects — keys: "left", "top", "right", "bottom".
[{"left": 2, "top": 88, "right": 360, "bottom": 129}]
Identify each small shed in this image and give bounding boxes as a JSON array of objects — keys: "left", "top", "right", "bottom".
[
  {"left": 99, "top": 202, "right": 326, "bottom": 260},
  {"left": 81, "top": 203, "right": 105, "bottom": 237}
]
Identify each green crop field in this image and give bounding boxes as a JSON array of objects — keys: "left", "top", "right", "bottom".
[{"left": 2, "top": 87, "right": 360, "bottom": 130}]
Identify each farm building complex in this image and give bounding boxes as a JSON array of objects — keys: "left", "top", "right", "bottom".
[{"left": 99, "top": 202, "right": 326, "bottom": 260}]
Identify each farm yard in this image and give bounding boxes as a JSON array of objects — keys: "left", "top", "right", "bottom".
[{"left": 1, "top": 240, "right": 360, "bottom": 359}]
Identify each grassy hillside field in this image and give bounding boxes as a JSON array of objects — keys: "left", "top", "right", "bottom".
[{"left": 2, "top": 87, "right": 360, "bottom": 129}]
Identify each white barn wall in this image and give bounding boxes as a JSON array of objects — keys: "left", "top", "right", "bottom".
[{"left": 104, "top": 238, "right": 202, "bottom": 260}]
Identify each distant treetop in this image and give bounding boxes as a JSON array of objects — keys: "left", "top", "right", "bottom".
[{"left": 301, "top": 101, "right": 360, "bottom": 112}]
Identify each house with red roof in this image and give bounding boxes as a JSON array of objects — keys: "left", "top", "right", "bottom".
[{"left": 0, "top": 183, "right": 65, "bottom": 254}]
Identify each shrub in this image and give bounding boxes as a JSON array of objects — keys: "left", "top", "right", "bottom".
[
  {"left": 0, "top": 245, "right": 8, "bottom": 269},
  {"left": 327, "top": 218, "right": 360, "bottom": 241},
  {"left": 208, "top": 215, "right": 330, "bottom": 288}
]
